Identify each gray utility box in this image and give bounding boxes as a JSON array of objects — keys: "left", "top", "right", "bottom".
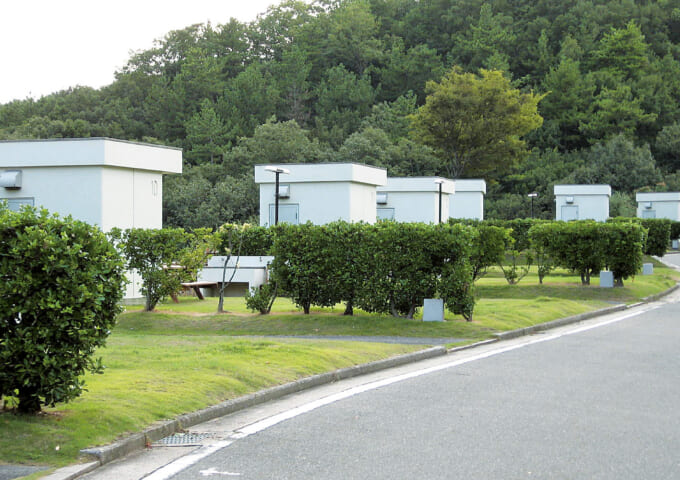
[
  {"left": 600, "top": 271, "right": 614, "bottom": 288},
  {"left": 642, "top": 263, "right": 654, "bottom": 275},
  {"left": 423, "top": 298, "right": 444, "bottom": 322}
]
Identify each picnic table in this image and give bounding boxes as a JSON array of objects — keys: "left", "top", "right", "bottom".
[{"left": 170, "top": 281, "right": 217, "bottom": 302}]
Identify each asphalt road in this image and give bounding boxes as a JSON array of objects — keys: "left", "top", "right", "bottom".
[{"left": 150, "top": 294, "right": 680, "bottom": 479}]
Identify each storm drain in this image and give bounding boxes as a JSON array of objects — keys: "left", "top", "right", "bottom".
[{"left": 153, "top": 432, "right": 218, "bottom": 447}]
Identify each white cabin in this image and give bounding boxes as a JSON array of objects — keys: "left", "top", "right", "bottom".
[
  {"left": 554, "top": 184, "right": 611, "bottom": 222},
  {"left": 636, "top": 192, "right": 680, "bottom": 221},
  {"left": 0, "top": 138, "right": 183, "bottom": 300},
  {"left": 255, "top": 163, "right": 386, "bottom": 226}
]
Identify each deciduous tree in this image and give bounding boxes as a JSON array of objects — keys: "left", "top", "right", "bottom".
[{"left": 410, "top": 67, "right": 545, "bottom": 179}]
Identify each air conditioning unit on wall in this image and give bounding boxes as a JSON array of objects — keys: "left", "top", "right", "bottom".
[{"left": 0, "top": 170, "right": 21, "bottom": 189}]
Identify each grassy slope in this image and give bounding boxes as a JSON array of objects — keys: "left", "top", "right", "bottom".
[{"left": 2, "top": 261, "right": 678, "bottom": 468}]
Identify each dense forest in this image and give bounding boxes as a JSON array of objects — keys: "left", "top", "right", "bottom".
[{"left": 2, "top": 0, "right": 680, "bottom": 226}]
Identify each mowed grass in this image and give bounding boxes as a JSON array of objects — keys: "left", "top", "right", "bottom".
[
  {"left": 2, "top": 257, "right": 678, "bottom": 469},
  {"left": 1, "top": 336, "right": 420, "bottom": 467}
]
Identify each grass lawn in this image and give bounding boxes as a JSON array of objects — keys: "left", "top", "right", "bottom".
[{"left": 2, "top": 258, "right": 678, "bottom": 470}]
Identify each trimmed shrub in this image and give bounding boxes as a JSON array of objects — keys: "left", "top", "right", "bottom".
[
  {"left": 670, "top": 221, "right": 680, "bottom": 242},
  {"left": 0, "top": 208, "right": 126, "bottom": 413},
  {"left": 530, "top": 221, "right": 605, "bottom": 285},
  {"left": 602, "top": 222, "right": 645, "bottom": 286},
  {"left": 449, "top": 219, "right": 510, "bottom": 281},
  {"left": 356, "top": 222, "right": 476, "bottom": 319},
  {"left": 608, "top": 217, "right": 669, "bottom": 257},
  {"left": 217, "top": 223, "right": 274, "bottom": 256},
  {"left": 270, "top": 223, "right": 333, "bottom": 314},
  {"left": 530, "top": 221, "right": 645, "bottom": 286},
  {"left": 110, "top": 227, "right": 212, "bottom": 311},
  {"left": 270, "top": 221, "right": 476, "bottom": 320},
  {"left": 271, "top": 222, "right": 372, "bottom": 315},
  {"left": 640, "top": 219, "right": 671, "bottom": 257}
]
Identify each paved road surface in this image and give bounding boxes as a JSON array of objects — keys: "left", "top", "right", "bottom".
[
  {"left": 82, "top": 253, "right": 680, "bottom": 479},
  {"left": 163, "top": 296, "right": 680, "bottom": 479}
]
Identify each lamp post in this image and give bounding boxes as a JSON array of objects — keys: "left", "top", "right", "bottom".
[
  {"left": 264, "top": 166, "right": 290, "bottom": 225},
  {"left": 434, "top": 179, "right": 444, "bottom": 224},
  {"left": 528, "top": 192, "right": 538, "bottom": 219}
]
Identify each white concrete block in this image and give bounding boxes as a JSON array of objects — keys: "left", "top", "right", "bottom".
[
  {"left": 599, "top": 271, "right": 614, "bottom": 288},
  {"left": 423, "top": 298, "right": 444, "bottom": 322}
]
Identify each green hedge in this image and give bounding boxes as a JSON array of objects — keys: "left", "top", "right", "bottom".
[
  {"left": 608, "top": 217, "right": 670, "bottom": 256},
  {"left": 671, "top": 221, "right": 680, "bottom": 241},
  {"left": 529, "top": 221, "right": 645, "bottom": 286},
  {"left": 270, "top": 222, "right": 477, "bottom": 320}
]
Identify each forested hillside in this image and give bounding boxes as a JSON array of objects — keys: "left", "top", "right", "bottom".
[{"left": 3, "top": 0, "right": 680, "bottom": 225}]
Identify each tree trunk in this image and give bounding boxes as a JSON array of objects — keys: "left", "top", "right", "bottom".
[
  {"left": 406, "top": 304, "right": 416, "bottom": 319},
  {"left": 343, "top": 301, "right": 354, "bottom": 316},
  {"left": 17, "top": 389, "right": 41, "bottom": 414},
  {"left": 389, "top": 296, "right": 400, "bottom": 318}
]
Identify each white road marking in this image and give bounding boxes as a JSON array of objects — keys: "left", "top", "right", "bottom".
[
  {"left": 199, "top": 467, "right": 241, "bottom": 476},
  {"left": 142, "top": 441, "right": 233, "bottom": 480},
  {"left": 143, "top": 304, "right": 658, "bottom": 479}
]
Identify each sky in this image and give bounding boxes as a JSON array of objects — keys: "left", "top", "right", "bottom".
[{"left": 0, "top": 0, "right": 292, "bottom": 104}]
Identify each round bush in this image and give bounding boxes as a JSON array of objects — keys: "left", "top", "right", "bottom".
[{"left": 0, "top": 208, "right": 126, "bottom": 413}]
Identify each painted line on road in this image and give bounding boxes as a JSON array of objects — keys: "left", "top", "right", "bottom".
[
  {"left": 238, "top": 304, "right": 660, "bottom": 436},
  {"left": 142, "top": 441, "right": 233, "bottom": 480},
  {"left": 142, "top": 303, "right": 659, "bottom": 479}
]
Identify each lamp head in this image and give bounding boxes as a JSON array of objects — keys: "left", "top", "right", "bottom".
[{"left": 264, "top": 166, "right": 290, "bottom": 175}]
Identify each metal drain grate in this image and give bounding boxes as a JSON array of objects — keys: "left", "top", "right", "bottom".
[{"left": 154, "top": 432, "right": 217, "bottom": 446}]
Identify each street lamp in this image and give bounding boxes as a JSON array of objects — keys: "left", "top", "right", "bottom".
[
  {"left": 528, "top": 192, "right": 538, "bottom": 219},
  {"left": 434, "top": 179, "right": 444, "bottom": 224},
  {"left": 264, "top": 166, "right": 290, "bottom": 225}
]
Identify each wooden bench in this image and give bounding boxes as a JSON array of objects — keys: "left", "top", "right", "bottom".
[{"left": 171, "top": 281, "right": 218, "bottom": 302}]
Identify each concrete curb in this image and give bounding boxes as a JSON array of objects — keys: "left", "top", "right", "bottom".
[
  {"left": 78, "top": 346, "right": 447, "bottom": 466},
  {"left": 493, "top": 304, "right": 628, "bottom": 341},
  {"left": 38, "top": 462, "right": 99, "bottom": 480},
  {"left": 641, "top": 283, "right": 679, "bottom": 303},
  {"left": 493, "top": 282, "right": 680, "bottom": 342}
]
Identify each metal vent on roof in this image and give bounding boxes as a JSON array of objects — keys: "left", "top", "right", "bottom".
[{"left": 376, "top": 192, "right": 388, "bottom": 205}]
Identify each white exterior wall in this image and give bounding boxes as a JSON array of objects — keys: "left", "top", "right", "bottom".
[
  {"left": 376, "top": 177, "right": 455, "bottom": 223},
  {"left": 0, "top": 165, "right": 104, "bottom": 225},
  {"left": 101, "top": 167, "right": 135, "bottom": 230},
  {"left": 635, "top": 192, "right": 680, "bottom": 221},
  {"left": 133, "top": 170, "right": 164, "bottom": 229},
  {"left": 255, "top": 163, "right": 386, "bottom": 226},
  {"left": 450, "top": 179, "right": 486, "bottom": 220},
  {"left": 349, "top": 182, "right": 379, "bottom": 223},
  {"left": 554, "top": 185, "right": 611, "bottom": 222},
  {"left": 384, "top": 192, "right": 441, "bottom": 223}
]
